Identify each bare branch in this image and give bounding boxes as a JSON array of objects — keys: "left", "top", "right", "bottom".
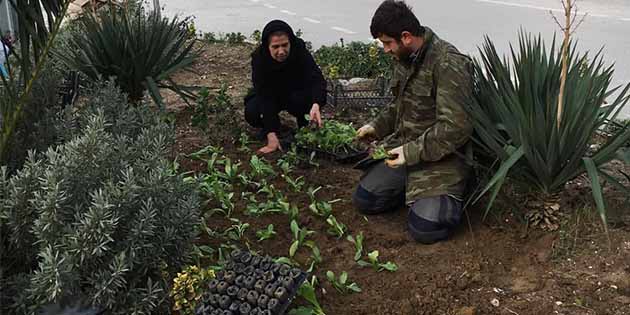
[
  {"left": 550, "top": 11, "right": 565, "bottom": 30},
  {"left": 570, "top": 13, "right": 588, "bottom": 35}
]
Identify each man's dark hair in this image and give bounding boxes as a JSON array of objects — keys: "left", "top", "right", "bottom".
[{"left": 370, "top": 0, "right": 425, "bottom": 40}]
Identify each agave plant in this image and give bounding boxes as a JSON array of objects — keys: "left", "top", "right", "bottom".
[
  {"left": 467, "top": 31, "right": 630, "bottom": 228},
  {"left": 56, "top": 5, "right": 198, "bottom": 106}
]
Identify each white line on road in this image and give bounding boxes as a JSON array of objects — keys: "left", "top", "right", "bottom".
[
  {"left": 280, "top": 9, "right": 296, "bottom": 16},
  {"left": 331, "top": 26, "right": 356, "bottom": 35},
  {"left": 263, "top": 3, "right": 276, "bottom": 9},
  {"left": 303, "top": 17, "right": 322, "bottom": 24},
  {"left": 476, "top": 0, "right": 630, "bottom": 21},
  {"left": 475, "top": 0, "right": 561, "bottom": 13}
]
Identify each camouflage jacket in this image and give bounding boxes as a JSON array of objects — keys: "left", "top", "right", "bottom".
[{"left": 370, "top": 27, "right": 474, "bottom": 201}]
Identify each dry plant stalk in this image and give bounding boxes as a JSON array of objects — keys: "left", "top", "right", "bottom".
[{"left": 551, "top": 0, "right": 587, "bottom": 127}]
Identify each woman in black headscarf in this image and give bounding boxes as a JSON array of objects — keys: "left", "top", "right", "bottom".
[{"left": 245, "top": 20, "right": 327, "bottom": 154}]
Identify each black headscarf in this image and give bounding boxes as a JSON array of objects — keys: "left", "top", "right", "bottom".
[{"left": 250, "top": 20, "right": 326, "bottom": 104}]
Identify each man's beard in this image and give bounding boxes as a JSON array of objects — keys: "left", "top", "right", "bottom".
[{"left": 395, "top": 46, "right": 413, "bottom": 63}]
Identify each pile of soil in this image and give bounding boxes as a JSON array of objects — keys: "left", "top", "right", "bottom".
[{"left": 168, "top": 42, "right": 630, "bottom": 315}]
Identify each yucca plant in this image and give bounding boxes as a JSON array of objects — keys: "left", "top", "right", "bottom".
[
  {"left": 56, "top": 5, "right": 198, "bottom": 106},
  {"left": 467, "top": 31, "right": 630, "bottom": 229}
]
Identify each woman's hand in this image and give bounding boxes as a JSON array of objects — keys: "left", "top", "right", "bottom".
[{"left": 310, "top": 103, "right": 322, "bottom": 128}]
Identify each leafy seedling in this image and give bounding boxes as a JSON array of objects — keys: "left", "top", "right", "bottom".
[
  {"left": 358, "top": 250, "right": 398, "bottom": 272},
  {"left": 238, "top": 132, "right": 253, "bottom": 152},
  {"left": 188, "top": 145, "right": 223, "bottom": 161},
  {"left": 289, "top": 276, "right": 325, "bottom": 315},
  {"left": 282, "top": 174, "right": 305, "bottom": 192},
  {"left": 219, "top": 158, "right": 240, "bottom": 182},
  {"left": 249, "top": 155, "right": 276, "bottom": 178},
  {"left": 305, "top": 241, "right": 322, "bottom": 273},
  {"left": 325, "top": 215, "right": 346, "bottom": 238},
  {"left": 224, "top": 218, "right": 250, "bottom": 242},
  {"left": 256, "top": 224, "right": 276, "bottom": 241},
  {"left": 295, "top": 117, "right": 357, "bottom": 154},
  {"left": 371, "top": 145, "right": 395, "bottom": 160},
  {"left": 346, "top": 232, "right": 364, "bottom": 261},
  {"left": 326, "top": 271, "right": 361, "bottom": 294},
  {"left": 289, "top": 220, "right": 316, "bottom": 258}
]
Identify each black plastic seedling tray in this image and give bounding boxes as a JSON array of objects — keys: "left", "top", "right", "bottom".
[
  {"left": 297, "top": 145, "right": 368, "bottom": 164},
  {"left": 195, "top": 250, "right": 307, "bottom": 315}
]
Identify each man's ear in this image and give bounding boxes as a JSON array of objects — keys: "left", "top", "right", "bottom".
[{"left": 400, "top": 31, "right": 413, "bottom": 47}]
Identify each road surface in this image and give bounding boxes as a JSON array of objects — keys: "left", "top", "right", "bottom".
[{"left": 162, "top": 0, "right": 630, "bottom": 117}]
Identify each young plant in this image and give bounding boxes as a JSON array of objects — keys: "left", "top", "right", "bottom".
[
  {"left": 256, "top": 224, "right": 276, "bottom": 241},
  {"left": 358, "top": 250, "right": 398, "bottom": 272},
  {"left": 346, "top": 232, "right": 364, "bottom": 261},
  {"left": 224, "top": 218, "right": 250, "bottom": 242},
  {"left": 371, "top": 145, "right": 395, "bottom": 160},
  {"left": 238, "top": 132, "right": 253, "bottom": 152},
  {"left": 326, "top": 271, "right": 361, "bottom": 294},
  {"left": 325, "top": 215, "right": 346, "bottom": 238},
  {"left": 170, "top": 265, "right": 216, "bottom": 315},
  {"left": 219, "top": 157, "right": 241, "bottom": 182},
  {"left": 295, "top": 118, "right": 357, "bottom": 154},
  {"left": 277, "top": 145, "right": 300, "bottom": 174},
  {"left": 309, "top": 199, "right": 339, "bottom": 218},
  {"left": 250, "top": 155, "right": 276, "bottom": 179},
  {"left": 289, "top": 276, "right": 326, "bottom": 315},
  {"left": 289, "top": 220, "right": 316, "bottom": 258},
  {"left": 306, "top": 243, "right": 322, "bottom": 273},
  {"left": 282, "top": 174, "right": 305, "bottom": 192}
]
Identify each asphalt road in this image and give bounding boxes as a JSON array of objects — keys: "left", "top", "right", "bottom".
[{"left": 163, "top": 0, "right": 630, "bottom": 117}]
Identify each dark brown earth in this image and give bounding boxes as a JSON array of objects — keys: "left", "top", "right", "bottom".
[{"left": 168, "top": 42, "right": 630, "bottom": 315}]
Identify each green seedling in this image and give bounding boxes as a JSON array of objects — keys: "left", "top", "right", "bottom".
[
  {"left": 325, "top": 215, "right": 346, "bottom": 238},
  {"left": 277, "top": 145, "right": 300, "bottom": 174},
  {"left": 326, "top": 271, "right": 361, "bottom": 294},
  {"left": 249, "top": 155, "right": 276, "bottom": 178},
  {"left": 305, "top": 242, "right": 322, "bottom": 273},
  {"left": 309, "top": 199, "right": 340, "bottom": 218},
  {"left": 188, "top": 145, "right": 223, "bottom": 161},
  {"left": 238, "top": 132, "right": 253, "bottom": 152},
  {"left": 371, "top": 145, "right": 394, "bottom": 160},
  {"left": 295, "top": 117, "right": 357, "bottom": 154},
  {"left": 224, "top": 218, "right": 250, "bottom": 242},
  {"left": 219, "top": 158, "right": 240, "bottom": 182},
  {"left": 282, "top": 174, "right": 305, "bottom": 192},
  {"left": 358, "top": 250, "right": 398, "bottom": 272},
  {"left": 346, "top": 232, "right": 364, "bottom": 261},
  {"left": 289, "top": 276, "right": 325, "bottom": 315},
  {"left": 275, "top": 256, "right": 299, "bottom": 267},
  {"left": 256, "top": 224, "right": 276, "bottom": 241},
  {"left": 289, "top": 220, "right": 316, "bottom": 258}
]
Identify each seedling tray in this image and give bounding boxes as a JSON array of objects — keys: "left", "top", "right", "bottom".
[
  {"left": 297, "top": 144, "right": 368, "bottom": 164},
  {"left": 195, "top": 250, "right": 307, "bottom": 315}
]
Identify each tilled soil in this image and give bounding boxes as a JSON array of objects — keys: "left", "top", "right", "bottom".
[{"left": 169, "top": 43, "right": 630, "bottom": 315}]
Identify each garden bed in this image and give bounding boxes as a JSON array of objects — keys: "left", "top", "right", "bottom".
[{"left": 169, "top": 43, "right": 630, "bottom": 315}]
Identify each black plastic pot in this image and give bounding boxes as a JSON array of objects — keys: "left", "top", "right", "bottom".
[
  {"left": 217, "top": 282, "right": 229, "bottom": 294},
  {"left": 267, "top": 298, "right": 280, "bottom": 313},
  {"left": 247, "top": 290, "right": 259, "bottom": 305},
  {"left": 239, "top": 302, "right": 252, "bottom": 314},
  {"left": 257, "top": 294, "right": 269, "bottom": 308},
  {"left": 264, "top": 282, "right": 278, "bottom": 297},
  {"left": 274, "top": 287, "right": 288, "bottom": 301},
  {"left": 244, "top": 276, "right": 256, "bottom": 289},
  {"left": 208, "top": 279, "right": 219, "bottom": 293},
  {"left": 218, "top": 295, "right": 231, "bottom": 309},
  {"left": 224, "top": 271, "right": 236, "bottom": 284},
  {"left": 228, "top": 301, "right": 240, "bottom": 313},
  {"left": 254, "top": 279, "right": 266, "bottom": 293},
  {"left": 238, "top": 288, "right": 249, "bottom": 301},
  {"left": 226, "top": 285, "right": 239, "bottom": 298}
]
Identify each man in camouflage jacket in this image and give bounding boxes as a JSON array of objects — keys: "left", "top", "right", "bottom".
[{"left": 354, "top": 0, "right": 474, "bottom": 244}]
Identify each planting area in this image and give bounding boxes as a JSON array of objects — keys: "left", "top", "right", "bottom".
[{"left": 171, "top": 43, "right": 630, "bottom": 315}]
